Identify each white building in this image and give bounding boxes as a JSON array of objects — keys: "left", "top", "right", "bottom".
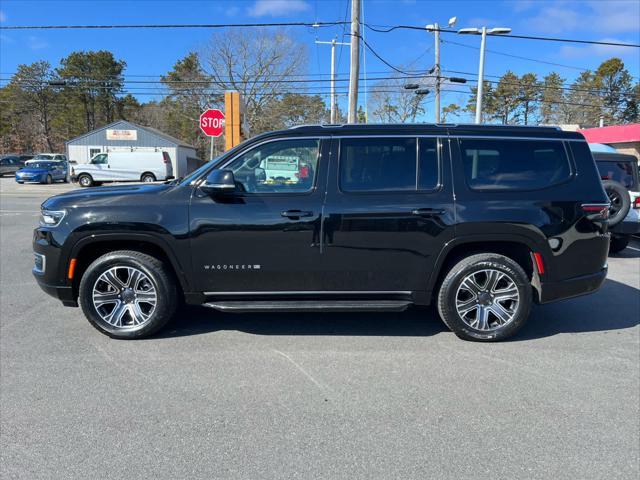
[{"left": 65, "top": 120, "right": 201, "bottom": 177}]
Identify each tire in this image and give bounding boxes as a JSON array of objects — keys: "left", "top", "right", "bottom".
[
  {"left": 78, "top": 174, "right": 93, "bottom": 187},
  {"left": 45, "top": 174, "right": 53, "bottom": 185},
  {"left": 141, "top": 173, "right": 156, "bottom": 183},
  {"left": 602, "top": 180, "right": 630, "bottom": 227},
  {"left": 17, "top": 181, "right": 24, "bottom": 184},
  {"left": 79, "top": 250, "right": 178, "bottom": 339},
  {"left": 437, "top": 253, "right": 533, "bottom": 342},
  {"left": 609, "top": 235, "right": 630, "bottom": 254}
]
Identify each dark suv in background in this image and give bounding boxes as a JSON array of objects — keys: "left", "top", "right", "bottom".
[
  {"left": 593, "top": 151, "right": 640, "bottom": 253},
  {"left": 33, "top": 124, "right": 609, "bottom": 341}
]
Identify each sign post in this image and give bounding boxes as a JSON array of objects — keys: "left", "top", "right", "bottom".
[{"left": 199, "top": 109, "right": 225, "bottom": 160}]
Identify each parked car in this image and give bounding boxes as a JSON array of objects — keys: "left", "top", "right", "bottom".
[
  {"left": 33, "top": 124, "right": 609, "bottom": 341},
  {"left": 1, "top": 154, "right": 33, "bottom": 176},
  {"left": 26, "top": 153, "right": 67, "bottom": 164},
  {"left": 15, "top": 160, "right": 68, "bottom": 184},
  {"left": 72, "top": 151, "right": 174, "bottom": 187},
  {"left": 592, "top": 151, "right": 640, "bottom": 253}
]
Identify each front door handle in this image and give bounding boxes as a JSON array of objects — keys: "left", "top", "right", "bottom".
[
  {"left": 412, "top": 208, "right": 445, "bottom": 217},
  {"left": 281, "top": 210, "right": 313, "bottom": 219}
]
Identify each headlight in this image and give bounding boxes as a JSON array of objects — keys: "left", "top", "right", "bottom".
[{"left": 39, "top": 209, "right": 66, "bottom": 227}]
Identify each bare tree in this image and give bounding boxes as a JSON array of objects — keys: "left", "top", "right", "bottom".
[
  {"left": 369, "top": 76, "right": 427, "bottom": 123},
  {"left": 201, "top": 28, "right": 307, "bottom": 134}
]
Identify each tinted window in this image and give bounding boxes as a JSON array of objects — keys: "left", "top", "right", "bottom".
[
  {"left": 340, "top": 137, "right": 416, "bottom": 192},
  {"left": 460, "top": 138, "right": 571, "bottom": 190},
  {"left": 226, "top": 138, "right": 319, "bottom": 193},
  {"left": 596, "top": 161, "right": 637, "bottom": 189},
  {"left": 418, "top": 138, "right": 439, "bottom": 189}
]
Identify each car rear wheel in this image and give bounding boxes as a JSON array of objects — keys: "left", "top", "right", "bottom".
[
  {"left": 79, "top": 250, "right": 178, "bottom": 339},
  {"left": 437, "top": 253, "right": 532, "bottom": 342},
  {"left": 45, "top": 174, "right": 53, "bottom": 184},
  {"left": 141, "top": 173, "right": 156, "bottom": 183},
  {"left": 609, "top": 235, "right": 630, "bottom": 254},
  {"left": 78, "top": 174, "right": 93, "bottom": 187}
]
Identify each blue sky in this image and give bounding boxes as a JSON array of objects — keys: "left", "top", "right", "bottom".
[{"left": 1, "top": 0, "right": 639, "bottom": 122}]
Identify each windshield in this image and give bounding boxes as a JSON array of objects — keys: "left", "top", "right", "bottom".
[
  {"left": 26, "top": 162, "right": 54, "bottom": 169},
  {"left": 33, "top": 154, "right": 53, "bottom": 160}
]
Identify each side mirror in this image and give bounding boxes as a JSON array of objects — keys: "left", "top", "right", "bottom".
[{"left": 200, "top": 169, "right": 236, "bottom": 195}]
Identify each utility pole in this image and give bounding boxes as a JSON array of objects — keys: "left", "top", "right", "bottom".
[
  {"left": 347, "top": 0, "right": 360, "bottom": 123},
  {"left": 316, "top": 38, "right": 350, "bottom": 123},
  {"left": 434, "top": 23, "right": 441, "bottom": 123}
]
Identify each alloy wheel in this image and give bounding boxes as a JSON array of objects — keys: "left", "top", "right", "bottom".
[
  {"left": 92, "top": 266, "right": 157, "bottom": 329},
  {"left": 455, "top": 269, "right": 520, "bottom": 331}
]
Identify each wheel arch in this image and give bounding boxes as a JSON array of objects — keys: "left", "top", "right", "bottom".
[
  {"left": 69, "top": 233, "right": 190, "bottom": 302},
  {"left": 426, "top": 235, "right": 543, "bottom": 304}
]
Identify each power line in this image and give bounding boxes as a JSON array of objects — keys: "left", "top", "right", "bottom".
[
  {"left": 4, "top": 20, "right": 636, "bottom": 48},
  {"left": 364, "top": 24, "right": 640, "bottom": 48},
  {"left": 0, "top": 21, "right": 348, "bottom": 30}
]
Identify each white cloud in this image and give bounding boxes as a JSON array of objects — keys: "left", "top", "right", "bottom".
[
  {"left": 247, "top": 0, "right": 310, "bottom": 17},
  {"left": 0, "top": 10, "right": 6, "bottom": 22},
  {"left": 519, "top": 0, "right": 640, "bottom": 35},
  {"left": 559, "top": 38, "right": 634, "bottom": 59},
  {"left": 28, "top": 36, "right": 48, "bottom": 50}
]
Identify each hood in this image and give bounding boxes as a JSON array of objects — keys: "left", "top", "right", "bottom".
[{"left": 42, "top": 182, "right": 174, "bottom": 210}]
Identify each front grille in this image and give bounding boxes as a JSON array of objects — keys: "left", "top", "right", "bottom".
[{"left": 33, "top": 253, "right": 45, "bottom": 274}]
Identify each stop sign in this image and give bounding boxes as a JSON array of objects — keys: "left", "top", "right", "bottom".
[{"left": 199, "top": 109, "right": 225, "bottom": 137}]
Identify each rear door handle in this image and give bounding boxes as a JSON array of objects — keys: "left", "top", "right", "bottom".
[
  {"left": 281, "top": 210, "right": 313, "bottom": 219},
  {"left": 412, "top": 208, "right": 445, "bottom": 217}
]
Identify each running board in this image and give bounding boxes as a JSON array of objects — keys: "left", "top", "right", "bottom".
[{"left": 203, "top": 300, "right": 412, "bottom": 313}]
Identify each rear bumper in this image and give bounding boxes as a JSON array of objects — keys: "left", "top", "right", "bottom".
[{"left": 538, "top": 267, "right": 607, "bottom": 304}]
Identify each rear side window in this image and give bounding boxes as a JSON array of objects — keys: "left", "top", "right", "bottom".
[
  {"left": 596, "top": 161, "right": 637, "bottom": 190},
  {"left": 339, "top": 137, "right": 439, "bottom": 192},
  {"left": 459, "top": 138, "right": 571, "bottom": 191}
]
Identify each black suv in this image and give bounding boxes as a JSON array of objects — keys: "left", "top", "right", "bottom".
[{"left": 33, "top": 124, "right": 610, "bottom": 341}]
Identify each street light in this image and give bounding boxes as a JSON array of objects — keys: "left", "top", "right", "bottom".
[
  {"left": 425, "top": 16, "right": 457, "bottom": 123},
  {"left": 458, "top": 26, "right": 511, "bottom": 123}
]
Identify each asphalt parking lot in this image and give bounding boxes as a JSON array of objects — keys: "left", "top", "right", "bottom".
[{"left": 0, "top": 177, "right": 638, "bottom": 479}]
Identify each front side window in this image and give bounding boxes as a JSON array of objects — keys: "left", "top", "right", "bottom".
[
  {"left": 460, "top": 138, "right": 571, "bottom": 191},
  {"left": 225, "top": 138, "right": 320, "bottom": 193},
  {"left": 92, "top": 154, "right": 108, "bottom": 165}
]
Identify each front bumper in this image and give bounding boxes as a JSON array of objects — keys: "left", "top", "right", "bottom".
[
  {"left": 16, "top": 173, "right": 45, "bottom": 183},
  {"left": 538, "top": 266, "right": 607, "bottom": 304},
  {"left": 33, "top": 276, "right": 77, "bottom": 306},
  {"left": 32, "top": 228, "right": 78, "bottom": 307}
]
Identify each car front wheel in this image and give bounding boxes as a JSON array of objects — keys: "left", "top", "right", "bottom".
[
  {"left": 78, "top": 174, "right": 93, "bottom": 187},
  {"left": 79, "top": 250, "right": 178, "bottom": 339},
  {"left": 437, "top": 253, "right": 532, "bottom": 342}
]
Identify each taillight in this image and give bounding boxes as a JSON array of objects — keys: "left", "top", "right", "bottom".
[
  {"left": 634, "top": 197, "right": 640, "bottom": 209},
  {"left": 162, "top": 152, "right": 171, "bottom": 164},
  {"left": 581, "top": 203, "right": 609, "bottom": 220}
]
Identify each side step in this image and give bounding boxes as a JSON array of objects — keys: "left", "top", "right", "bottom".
[{"left": 203, "top": 300, "right": 412, "bottom": 313}]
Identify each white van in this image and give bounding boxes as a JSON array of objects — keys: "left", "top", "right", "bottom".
[{"left": 73, "top": 151, "right": 174, "bottom": 187}]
